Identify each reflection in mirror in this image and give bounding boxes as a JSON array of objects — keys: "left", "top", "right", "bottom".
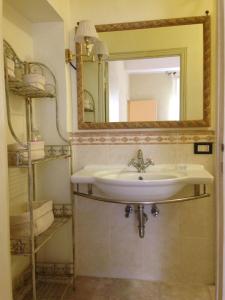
[
  {"left": 77, "top": 16, "right": 210, "bottom": 129},
  {"left": 108, "top": 56, "right": 181, "bottom": 122},
  {"left": 83, "top": 51, "right": 186, "bottom": 123}
]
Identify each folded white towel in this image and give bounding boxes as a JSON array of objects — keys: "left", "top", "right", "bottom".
[
  {"left": 10, "top": 200, "right": 54, "bottom": 237},
  {"left": 8, "top": 141, "right": 45, "bottom": 151},
  {"left": 11, "top": 211, "right": 54, "bottom": 237},
  {"left": 23, "top": 74, "right": 46, "bottom": 91},
  {"left": 7, "top": 58, "right": 15, "bottom": 78},
  {"left": 8, "top": 69, "right": 15, "bottom": 78},
  {"left": 22, "top": 150, "right": 45, "bottom": 161}
]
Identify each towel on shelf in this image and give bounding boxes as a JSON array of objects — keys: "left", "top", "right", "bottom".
[
  {"left": 8, "top": 142, "right": 46, "bottom": 162},
  {"left": 10, "top": 200, "right": 54, "bottom": 238},
  {"left": 22, "top": 150, "right": 45, "bottom": 161},
  {"left": 8, "top": 141, "right": 45, "bottom": 151}
]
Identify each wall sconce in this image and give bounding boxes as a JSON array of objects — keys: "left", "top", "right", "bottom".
[
  {"left": 65, "top": 20, "right": 100, "bottom": 64},
  {"left": 65, "top": 20, "right": 109, "bottom": 66},
  {"left": 75, "top": 20, "right": 99, "bottom": 57},
  {"left": 94, "top": 40, "right": 109, "bottom": 63}
]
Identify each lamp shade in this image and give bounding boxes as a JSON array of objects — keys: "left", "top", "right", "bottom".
[
  {"left": 94, "top": 40, "right": 109, "bottom": 60},
  {"left": 75, "top": 20, "right": 99, "bottom": 43}
]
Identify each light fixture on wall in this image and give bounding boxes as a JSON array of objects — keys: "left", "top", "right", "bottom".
[
  {"left": 94, "top": 40, "right": 109, "bottom": 63},
  {"left": 65, "top": 20, "right": 109, "bottom": 69},
  {"left": 75, "top": 20, "right": 99, "bottom": 57},
  {"left": 65, "top": 19, "right": 100, "bottom": 65}
]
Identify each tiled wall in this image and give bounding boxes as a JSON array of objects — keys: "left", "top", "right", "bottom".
[{"left": 72, "top": 130, "right": 215, "bottom": 284}]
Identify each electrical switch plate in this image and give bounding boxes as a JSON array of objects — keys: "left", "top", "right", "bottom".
[{"left": 194, "top": 142, "right": 213, "bottom": 154}]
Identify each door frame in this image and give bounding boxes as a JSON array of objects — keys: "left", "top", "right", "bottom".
[{"left": 216, "top": 0, "right": 225, "bottom": 299}]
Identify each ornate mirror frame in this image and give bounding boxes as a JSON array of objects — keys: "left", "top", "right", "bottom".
[{"left": 76, "top": 15, "right": 210, "bottom": 129}]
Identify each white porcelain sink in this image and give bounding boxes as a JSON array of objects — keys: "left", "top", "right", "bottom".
[{"left": 71, "top": 164, "right": 213, "bottom": 202}]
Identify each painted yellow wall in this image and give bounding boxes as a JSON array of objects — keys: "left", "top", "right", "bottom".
[
  {"left": 46, "top": 0, "right": 73, "bottom": 131},
  {"left": 70, "top": 0, "right": 214, "bottom": 24},
  {"left": 47, "top": 0, "right": 71, "bottom": 47},
  {"left": 3, "top": 3, "right": 33, "bottom": 62},
  {"left": 47, "top": 0, "right": 70, "bottom": 21},
  {"left": 0, "top": 0, "right": 13, "bottom": 298}
]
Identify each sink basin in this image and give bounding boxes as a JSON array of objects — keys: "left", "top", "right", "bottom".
[
  {"left": 96, "top": 170, "right": 182, "bottom": 180},
  {"left": 94, "top": 169, "right": 187, "bottom": 201},
  {"left": 71, "top": 164, "right": 213, "bottom": 202}
]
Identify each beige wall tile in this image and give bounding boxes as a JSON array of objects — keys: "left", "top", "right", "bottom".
[
  {"left": 142, "top": 235, "right": 181, "bottom": 282},
  {"left": 76, "top": 199, "right": 111, "bottom": 277},
  {"left": 180, "top": 237, "right": 215, "bottom": 284},
  {"left": 109, "top": 205, "right": 144, "bottom": 278},
  {"left": 179, "top": 195, "right": 215, "bottom": 239},
  {"left": 73, "top": 145, "right": 109, "bottom": 170}
]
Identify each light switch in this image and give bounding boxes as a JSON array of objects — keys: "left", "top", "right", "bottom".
[{"left": 194, "top": 142, "right": 213, "bottom": 154}]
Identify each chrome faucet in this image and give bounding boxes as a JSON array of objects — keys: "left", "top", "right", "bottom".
[{"left": 128, "top": 149, "right": 154, "bottom": 173}]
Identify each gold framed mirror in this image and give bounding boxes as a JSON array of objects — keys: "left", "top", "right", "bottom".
[{"left": 76, "top": 15, "right": 210, "bottom": 129}]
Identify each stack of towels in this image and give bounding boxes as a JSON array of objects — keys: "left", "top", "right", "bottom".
[
  {"left": 10, "top": 200, "right": 54, "bottom": 238},
  {"left": 23, "top": 73, "right": 46, "bottom": 91},
  {"left": 8, "top": 141, "right": 45, "bottom": 162},
  {"left": 7, "top": 58, "right": 15, "bottom": 78}
]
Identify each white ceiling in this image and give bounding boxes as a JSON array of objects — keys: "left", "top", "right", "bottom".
[{"left": 124, "top": 56, "right": 180, "bottom": 74}]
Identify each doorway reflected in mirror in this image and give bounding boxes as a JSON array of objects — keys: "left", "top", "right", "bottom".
[{"left": 107, "top": 56, "right": 181, "bottom": 122}]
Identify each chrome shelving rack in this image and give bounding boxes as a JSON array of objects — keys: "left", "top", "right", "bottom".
[{"left": 4, "top": 40, "right": 75, "bottom": 300}]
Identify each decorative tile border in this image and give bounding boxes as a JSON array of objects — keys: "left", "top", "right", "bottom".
[{"left": 70, "top": 130, "right": 215, "bottom": 145}]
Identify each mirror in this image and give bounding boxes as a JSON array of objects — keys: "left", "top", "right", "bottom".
[
  {"left": 76, "top": 15, "right": 210, "bottom": 129},
  {"left": 107, "top": 55, "right": 183, "bottom": 123}
]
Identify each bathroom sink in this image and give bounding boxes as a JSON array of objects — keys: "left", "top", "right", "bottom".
[
  {"left": 94, "top": 168, "right": 187, "bottom": 201},
  {"left": 95, "top": 170, "right": 181, "bottom": 180},
  {"left": 71, "top": 164, "right": 213, "bottom": 202}
]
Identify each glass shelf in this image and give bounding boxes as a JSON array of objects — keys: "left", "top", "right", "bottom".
[
  {"left": 8, "top": 76, "right": 55, "bottom": 99},
  {"left": 11, "top": 204, "right": 72, "bottom": 256},
  {"left": 24, "top": 280, "right": 72, "bottom": 300},
  {"left": 8, "top": 145, "right": 71, "bottom": 167},
  {"left": 4, "top": 40, "right": 74, "bottom": 300},
  {"left": 13, "top": 263, "right": 73, "bottom": 300}
]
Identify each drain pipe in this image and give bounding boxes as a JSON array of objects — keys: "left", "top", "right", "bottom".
[{"left": 137, "top": 205, "right": 148, "bottom": 238}]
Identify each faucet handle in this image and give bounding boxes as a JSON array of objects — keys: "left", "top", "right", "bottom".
[
  {"left": 146, "top": 158, "right": 154, "bottom": 166},
  {"left": 128, "top": 158, "right": 135, "bottom": 167}
]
